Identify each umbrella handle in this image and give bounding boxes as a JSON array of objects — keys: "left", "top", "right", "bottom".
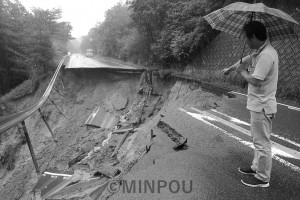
[
  {"left": 240, "top": 41, "right": 247, "bottom": 64},
  {"left": 250, "top": 12, "right": 254, "bottom": 21}
]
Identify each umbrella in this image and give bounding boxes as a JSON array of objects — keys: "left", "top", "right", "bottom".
[{"left": 203, "top": 2, "right": 299, "bottom": 41}]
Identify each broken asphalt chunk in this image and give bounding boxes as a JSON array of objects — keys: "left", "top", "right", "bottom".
[
  {"left": 31, "top": 169, "right": 74, "bottom": 200},
  {"left": 173, "top": 137, "right": 188, "bottom": 150},
  {"left": 85, "top": 106, "right": 119, "bottom": 128},
  {"left": 94, "top": 164, "right": 121, "bottom": 178},
  {"left": 68, "top": 152, "right": 88, "bottom": 168},
  {"left": 157, "top": 120, "right": 188, "bottom": 150}
]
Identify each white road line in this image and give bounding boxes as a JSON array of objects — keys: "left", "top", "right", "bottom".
[
  {"left": 179, "top": 108, "right": 300, "bottom": 173},
  {"left": 211, "top": 109, "right": 250, "bottom": 126},
  {"left": 190, "top": 107, "right": 300, "bottom": 160},
  {"left": 229, "top": 91, "right": 300, "bottom": 111},
  {"left": 211, "top": 109, "right": 300, "bottom": 149}
]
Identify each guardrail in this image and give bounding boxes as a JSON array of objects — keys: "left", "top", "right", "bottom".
[{"left": 0, "top": 55, "right": 70, "bottom": 134}]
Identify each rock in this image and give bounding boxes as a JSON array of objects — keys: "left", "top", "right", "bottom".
[
  {"left": 111, "top": 93, "right": 128, "bottom": 110},
  {"left": 94, "top": 164, "right": 121, "bottom": 178}
]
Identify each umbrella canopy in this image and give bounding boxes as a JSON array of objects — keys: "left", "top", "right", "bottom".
[{"left": 203, "top": 2, "right": 299, "bottom": 41}]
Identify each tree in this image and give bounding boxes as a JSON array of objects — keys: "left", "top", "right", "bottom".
[
  {"left": 146, "top": 0, "right": 224, "bottom": 66},
  {"left": 126, "top": 0, "right": 224, "bottom": 67},
  {"left": 0, "top": 0, "right": 73, "bottom": 96},
  {"left": 0, "top": 0, "right": 31, "bottom": 94},
  {"left": 95, "top": 3, "right": 132, "bottom": 58}
]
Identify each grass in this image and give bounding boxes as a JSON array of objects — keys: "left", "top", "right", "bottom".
[
  {"left": 0, "top": 126, "right": 26, "bottom": 171},
  {"left": 0, "top": 79, "right": 36, "bottom": 103},
  {"left": 0, "top": 144, "right": 19, "bottom": 171},
  {"left": 180, "top": 69, "right": 300, "bottom": 105}
]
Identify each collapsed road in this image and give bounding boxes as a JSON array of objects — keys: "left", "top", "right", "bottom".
[{"left": 0, "top": 54, "right": 300, "bottom": 200}]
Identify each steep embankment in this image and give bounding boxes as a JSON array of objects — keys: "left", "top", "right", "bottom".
[
  {"left": 0, "top": 67, "right": 223, "bottom": 199},
  {"left": 0, "top": 68, "right": 172, "bottom": 199}
]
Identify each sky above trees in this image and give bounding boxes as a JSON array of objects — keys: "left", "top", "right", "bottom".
[{"left": 19, "top": 0, "right": 124, "bottom": 38}]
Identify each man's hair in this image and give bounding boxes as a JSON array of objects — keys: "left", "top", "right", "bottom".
[{"left": 243, "top": 21, "right": 267, "bottom": 41}]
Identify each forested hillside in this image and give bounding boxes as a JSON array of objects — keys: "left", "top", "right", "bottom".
[
  {"left": 0, "top": 0, "right": 72, "bottom": 96},
  {"left": 81, "top": 0, "right": 225, "bottom": 68},
  {"left": 2, "top": 0, "right": 299, "bottom": 97},
  {"left": 81, "top": 0, "right": 299, "bottom": 68}
]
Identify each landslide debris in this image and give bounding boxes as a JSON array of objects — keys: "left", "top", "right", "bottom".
[
  {"left": 0, "top": 69, "right": 172, "bottom": 200},
  {"left": 0, "top": 67, "right": 224, "bottom": 200}
]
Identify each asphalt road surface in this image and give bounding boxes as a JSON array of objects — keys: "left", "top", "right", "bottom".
[
  {"left": 110, "top": 93, "right": 300, "bottom": 200},
  {"left": 65, "top": 54, "right": 140, "bottom": 70}
]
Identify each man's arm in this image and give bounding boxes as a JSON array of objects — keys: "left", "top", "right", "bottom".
[
  {"left": 237, "top": 54, "right": 273, "bottom": 87},
  {"left": 238, "top": 68, "right": 263, "bottom": 87},
  {"left": 221, "top": 55, "right": 252, "bottom": 75}
]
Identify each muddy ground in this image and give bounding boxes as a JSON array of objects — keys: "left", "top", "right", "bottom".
[{"left": 0, "top": 68, "right": 222, "bottom": 200}]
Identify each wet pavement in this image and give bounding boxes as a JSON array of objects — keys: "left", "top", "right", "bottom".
[
  {"left": 65, "top": 54, "right": 144, "bottom": 71},
  {"left": 219, "top": 92, "right": 300, "bottom": 150},
  {"left": 109, "top": 93, "right": 300, "bottom": 200}
]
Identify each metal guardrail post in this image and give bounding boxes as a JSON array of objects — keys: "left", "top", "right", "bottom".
[
  {"left": 48, "top": 97, "right": 67, "bottom": 119},
  {"left": 53, "top": 86, "right": 64, "bottom": 97},
  {"left": 0, "top": 55, "right": 69, "bottom": 174},
  {"left": 0, "top": 55, "right": 69, "bottom": 134},
  {"left": 21, "top": 121, "right": 40, "bottom": 173},
  {"left": 38, "top": 108, "right": 57, "bottom": 142}
]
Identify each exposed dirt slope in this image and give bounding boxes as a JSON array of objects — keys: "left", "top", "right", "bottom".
[
  {"left": 0, "top": 69, "right": 173, "bottom": 199},
  {"left": 0, "top": 67, "right": 223, "bottom": 200}
]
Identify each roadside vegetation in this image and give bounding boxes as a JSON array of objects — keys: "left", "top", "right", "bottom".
[
  {"left": 81, "top": 0, "right": 299, "bottom": 68},
  {"left": 81, "top": 0, "right": 225, "bottom": 68},
  {"left": 0, "top": 0, "right": 72, "bottom": 99},
  {"left": 0, "top": 0, "right": 72, "bottom": 175}
]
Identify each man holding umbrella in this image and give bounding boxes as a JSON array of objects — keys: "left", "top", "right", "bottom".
[
  {"left": 222, "top": 20, "right": 278, "bottom": 188},
  {"left": 204, "top": 2, "right": 299, "bottom": 188}
]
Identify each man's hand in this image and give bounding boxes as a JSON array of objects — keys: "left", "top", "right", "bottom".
[
  {"left": 236, "top": 64, "right": 246, "bottom": 73},
  {"left": 221, "top": 67, "right": 233, "bottom": 75},
  {"left": 236, "top": 64, "right": 262, "bottom": 87}
]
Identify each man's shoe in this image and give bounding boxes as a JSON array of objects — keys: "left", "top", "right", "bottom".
[
  {"left": 238, "top": 167, "right": 256, "bottom": 175},
  {"left": 241, "top": 176, "right": 269, "bottom": 188}
]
